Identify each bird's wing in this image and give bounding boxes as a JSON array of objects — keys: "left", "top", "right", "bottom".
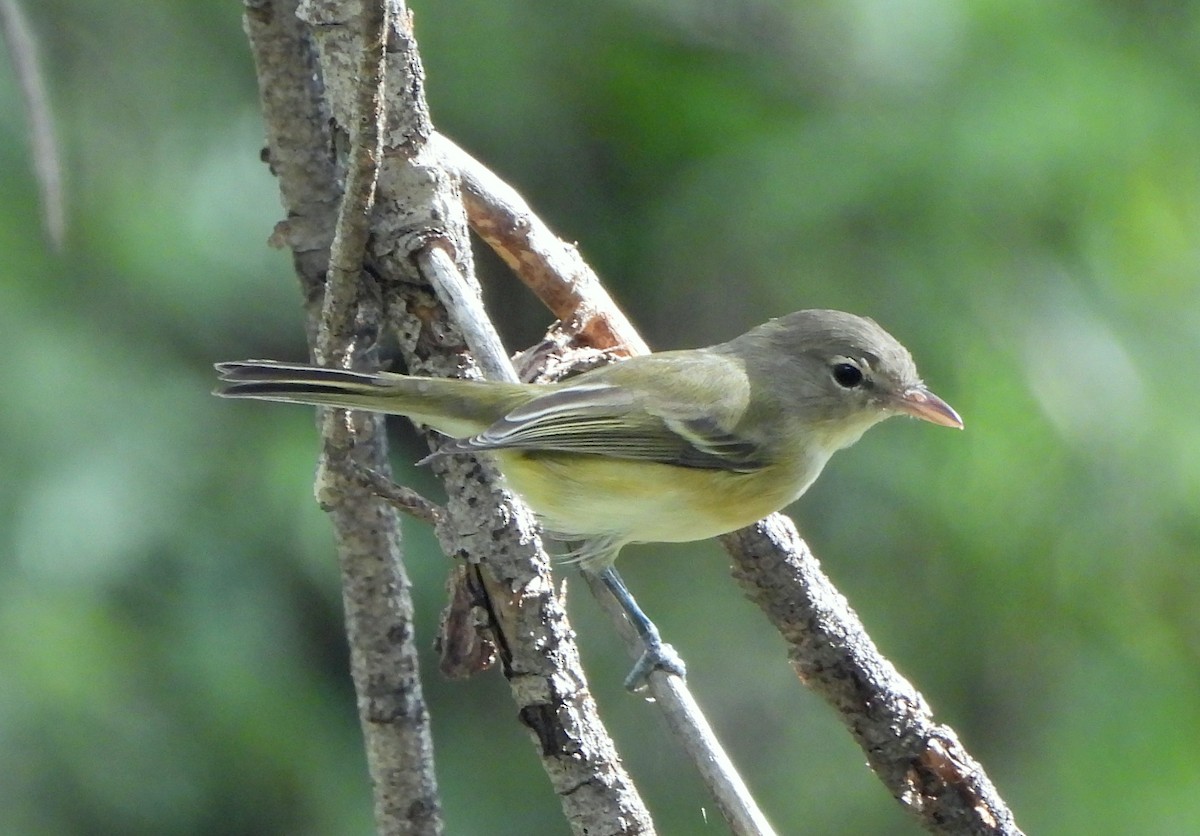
[{"left": 433, "top": 353, "right": 765, "bottom": 472}]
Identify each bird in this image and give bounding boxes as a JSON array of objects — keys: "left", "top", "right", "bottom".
[{"left": 215, "top": 309, "right": 962, "bottom": 688}]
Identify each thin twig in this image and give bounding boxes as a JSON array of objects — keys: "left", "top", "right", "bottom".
[
  {"left": 349, "top": 461, "right": 444, "bottom": 525},
  {"left": 451, "top": 138, "right": 1024, "bottom": 835},
  {"left": 415, "top": 243, "right": 515, "bottom": 383},
  {"left": 411, "top": 236, "right": 663, "bottom": 831},
  {"left": 313, "top": 0, "right": 387, "bottom": 367},
  {"left": 0, "top": 0, "right": 65, "bottom": 248},
  {"left": 430, "top": 133, "right": 649, "bottom": 356},
  {"left": 583, "top": 573, "right": 778, "bottom": 836}
]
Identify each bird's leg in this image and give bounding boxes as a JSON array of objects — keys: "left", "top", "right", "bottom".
[{"left": 596, "top": 566, "right": 687, "bottom": 691}]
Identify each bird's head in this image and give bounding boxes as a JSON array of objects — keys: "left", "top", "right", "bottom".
[{"left": 735, "top": 309, "right": 963, "bottom": 452}]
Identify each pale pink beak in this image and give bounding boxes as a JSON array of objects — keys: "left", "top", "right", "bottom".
[{"left": 893, "top": 387, "right": 964, "bottom": 429}]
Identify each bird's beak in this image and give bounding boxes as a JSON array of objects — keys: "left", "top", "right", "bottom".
[{"left": 893, "top": 387, "right": 964, "bottom": 429}]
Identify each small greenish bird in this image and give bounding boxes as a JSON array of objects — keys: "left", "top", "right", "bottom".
[{"left": 216, "top": 309, "right": 961, "bottom": 687}]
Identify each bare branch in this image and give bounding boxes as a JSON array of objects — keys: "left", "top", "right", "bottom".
[
  {"left": 349, "top": 461, "right": 443, "bottom": 526},
  {"left": 430, "top": 133, "right": 649, "bottom": 356},
  {"left": 300, "top": 2, "right": 656, "bottom": 832},
  {"left": 583, "top": 573, "right": 778, "bottom": 836},
  {"left": 426, "top": 143, "right": 775, "bottom": 835},
  {"left": 724, "top": 519, "right": 1022, "bottom": 835},
  {"left": 453, "top": 137, "right": 1024, "bottom": 835},
  {"left": 244, "top": 1, "right": 442, "bottom": 833},
  {"left": 418, "top": 217, "right": 782, "bottom": 833},
  {"left": 415, "top": 243, "right": 515, "bottom": 383},
  {"left": 407, "top": 241, "right": 657, "bottom": 835},
  {"left": 312, "top": 0, "right": 387, "bottom": 367}
]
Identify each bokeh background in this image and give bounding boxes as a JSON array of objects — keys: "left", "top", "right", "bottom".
[{"left": 3, "top": 1, "right": 1199, "bottom": 833}]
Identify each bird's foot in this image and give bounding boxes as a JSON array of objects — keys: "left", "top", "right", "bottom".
[{"left": 623, "top": 639, "right": 687, "bottom": 692}]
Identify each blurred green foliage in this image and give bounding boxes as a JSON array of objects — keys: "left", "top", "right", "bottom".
[{"left": 2, "top": 0, "right": 1198, "bottom": 833}]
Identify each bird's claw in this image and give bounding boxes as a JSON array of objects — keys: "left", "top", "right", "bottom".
[{"left": 623, "top": 640, "right": 686, "bottom": 692}]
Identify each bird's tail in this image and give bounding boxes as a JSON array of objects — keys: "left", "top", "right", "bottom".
[{"left": 214, "top": 360, "right": 532, "bottom": 437}]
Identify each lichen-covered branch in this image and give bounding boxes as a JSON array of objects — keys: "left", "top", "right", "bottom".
[{"left": 724, "top": 519, "right": 1022, "bottom": 835}]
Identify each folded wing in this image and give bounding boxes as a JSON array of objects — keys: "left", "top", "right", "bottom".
[{"left": 434, "top": 353, "right": 765, "bottom": 473}]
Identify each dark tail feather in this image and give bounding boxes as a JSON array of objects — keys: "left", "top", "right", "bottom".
[
  {"left": 214, "top": 360, "right": 385, "bottom": 388},
  {"left": 212, "top": 360, "right": 404, "bottom": 408},
  {"left": 213, "top": 359, "right": 530, "bottom": 435},
  {"left": 216, "top": 380, "right": 362, "bottom": 399}
]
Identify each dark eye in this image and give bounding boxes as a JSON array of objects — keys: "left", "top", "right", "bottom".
[{"left": 831, "top": 362, "right": 864, "bottom": 389}]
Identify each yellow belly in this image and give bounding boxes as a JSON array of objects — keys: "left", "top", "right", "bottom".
[{"left": 495, "top": 451, "right": 819, "bottom": 548}]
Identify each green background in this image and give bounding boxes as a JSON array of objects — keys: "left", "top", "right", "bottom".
[{"left": 3, "top": 1, "right": 1198, "bottom": 833}]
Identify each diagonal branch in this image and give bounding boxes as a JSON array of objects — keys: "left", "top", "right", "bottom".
[
  {"left": 425, "top": 136, "right": 775, "bottom": 834},
  {"left": 724, "top": 518, "right": 1021, "bottom": 835},
  {"left": 439, "top": 133, "right": 1024, "bottom": 835},
  {"left": 582, "top": 572, "right": 778, "bottom": 836},
  {"left": 429, "top": 134, "right": 648, "bottom": 357},
  {"left": 421, "top": 240, "right": 774, "bottom": 835}
]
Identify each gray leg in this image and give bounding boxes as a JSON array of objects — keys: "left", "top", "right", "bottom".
[{"left": 597, "top": 566, "right": 686, "bottom": 691}]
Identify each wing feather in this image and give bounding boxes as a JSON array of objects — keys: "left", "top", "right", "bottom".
[{"left": 434, "top": 352, "right": 765, "bottom": 472}]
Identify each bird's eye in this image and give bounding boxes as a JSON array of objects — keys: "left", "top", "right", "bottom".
[{"left": 831, "top": 362, "right": 864, "bottom": 389}]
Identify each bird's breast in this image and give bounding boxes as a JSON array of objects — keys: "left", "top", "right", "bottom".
[{"left": 493, "top": 450, "right": 827, "bottom": 547}]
